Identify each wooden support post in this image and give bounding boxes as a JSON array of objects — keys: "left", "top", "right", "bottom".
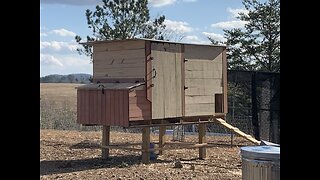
[
  {"left": 230, "top": 132, "right": 234, "bottom": 146},
  {"left": 198, "top": 123, "right": 206, "bottom": 159},
  {"left": 142, "top": 127, "right": 150, "bottom": 164},
  {"left": 102, "top": 126, "right": 110, "bottom": 159},
  {"left": 159, "top": 125, "right": 166, "bottom": 155}
]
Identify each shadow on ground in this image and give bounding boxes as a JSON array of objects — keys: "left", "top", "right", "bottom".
[{"left": 40, "top": 155, "right": 171, "bottom": 176}]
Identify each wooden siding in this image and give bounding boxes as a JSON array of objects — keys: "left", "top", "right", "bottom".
[
  {"left": 151, "top": 42, "right": 182, "bottom": 119},
  {"left": 184, "top": 45, "right": 224, "bottom": 116},
  {"left": 129, "top": 89, "right": 152, "bottom": 121},
  {"left": 93, "top": 40, "right": 146, "bottom": 79},
  {"left": 77, "top": 89, "right": 129, "bottom": 127},
  {"left": 222, "top": 48, "right": 228, "bottom": 113}
]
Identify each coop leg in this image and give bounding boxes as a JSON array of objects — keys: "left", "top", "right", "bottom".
[
  {"left": 142, "top": 127, "right": 150, "bottom": 164},
  {"left": 198, "top": 123, "right": 206, "bottom": 159},
  {"left": 102, "top": 126, "right": 110, "bottom": 159},
  {"left": 159, "top": 125, "right": 166, "bottom": 155}
]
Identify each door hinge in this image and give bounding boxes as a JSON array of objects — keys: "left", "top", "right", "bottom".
[{"left": 184, "top": 86, "right": 188, "bottom": 90}]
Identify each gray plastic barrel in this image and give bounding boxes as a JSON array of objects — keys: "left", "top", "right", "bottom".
[{"left": 240, "top": 146, "right": 280, "bottom": 180}]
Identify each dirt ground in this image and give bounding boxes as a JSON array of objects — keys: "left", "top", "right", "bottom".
[{"left": 40, "top": 129, "right": 255, "bottom": 179}]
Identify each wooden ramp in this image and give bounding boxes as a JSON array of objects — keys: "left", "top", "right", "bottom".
[{"left": 215, "top": 118, "right": 260, "bottom": 145}]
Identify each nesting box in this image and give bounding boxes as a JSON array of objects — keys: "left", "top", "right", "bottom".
[{"left": 77, "top": 39, "right": 227, "bottom": 127}]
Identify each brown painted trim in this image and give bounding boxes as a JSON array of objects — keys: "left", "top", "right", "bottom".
[
  {"left": 222, "top": 48, "right": 228, "bottom": 113},
  {"left": 181, "top": 44, "right": 185, "bottom": 117},
  {"left": 145, "top": 40, "right": 152, "bottom": 124},
  {"left": 145, "top": 40, "right": 152, "bottom": 102}
]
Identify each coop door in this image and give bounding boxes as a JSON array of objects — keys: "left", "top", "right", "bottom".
[
  {"left": 183, "top": 45, "right": 224, "bottom": 116},
  {"left": 150, "top": 43, "right": 182, "bottom": 119}
]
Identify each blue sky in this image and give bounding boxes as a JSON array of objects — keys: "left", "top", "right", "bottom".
[{"left": 40, "top": 0, "right": 250, "bottom": 77}]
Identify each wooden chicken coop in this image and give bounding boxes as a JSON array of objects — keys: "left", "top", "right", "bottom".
[{"left": 76, "top": 38, "right": 238, "bottom": 163}]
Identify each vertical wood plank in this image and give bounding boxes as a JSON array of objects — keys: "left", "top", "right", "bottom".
[
  {"left": 175, "top": 46, "right": 182, "bottom": 117},
  {"left": 110, "top": 90, "right": 115, "bottom": 125},
  {"left": 84, "top": 90, "right": 89, "bottom": 124},
  {"left": 102, "top": 126, "right": 110, "bottom": 159},
  {"left": 118, "top": 90, "right": 124, "bottom": 126},
  {"left": 142, "top": 127, "right": 150, "bottom": 164},
  {"left": 114, "top": 91, "right": 120, "bottom": 125},
  {"left": 198, "top": 123, "right": 206, "bottom": 159},
  {"left": 93, "top": 90, "right": 98, "bottom": 124},
  {"left": 106, "top": 90, "right": 111, "bottom": 126},
  {"left": 151, "top": 43, "right": 165, "bottom": 119},
  {"left": 222, "top": 48, "right": 228, "bottom": 113},
  {"left": 163, "top": 50, "right": 177, "bottom": 118},
  {"left": 97, "top": 90, "right": 102, "bottom": 125},
  {"left": 145, "top": 41, "right": 152, "bottom": 102},
  {"left": 159, "top": 125, "right": 166, "bottom": 155},
  {"left": 123, "top": 90, "right": 129, "bottom": 127},
  {"left": 181, "top": 45, "right": 185, "bottom": 116}
]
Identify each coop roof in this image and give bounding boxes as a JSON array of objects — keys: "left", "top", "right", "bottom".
[
  {"left": 76, "top": 82, "right": 145, "bottom": 90},
  {"left": 80, "top": 38, "right": 226, "bottom": 48}
]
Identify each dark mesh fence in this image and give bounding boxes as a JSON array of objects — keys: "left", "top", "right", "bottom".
[{"left": 227, "top": 70, "right": 280, "bottom": 144}]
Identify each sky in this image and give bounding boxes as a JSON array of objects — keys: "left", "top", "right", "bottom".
[{"left": 40, "top": 0, "right": 250, "bottom": 77}]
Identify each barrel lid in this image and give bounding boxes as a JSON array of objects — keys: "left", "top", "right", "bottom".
[{"left": 241, "top": 145, "right": 280, "bottom": 161}]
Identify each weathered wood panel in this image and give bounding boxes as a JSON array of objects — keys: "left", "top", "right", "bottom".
[
  {"left": 222, "top": 48, "right": 228, "bottom": 113},
  {"left": 151, "top": 42, "right": 182, "bottom": 119},
  {"left": 185, "top": 78, "right": 223, "bottom": 88},
  {"left": 93, "top": 42, "right": 146, "bottom": 79},
  {"left": 185, "top": 95, "right": 214, "bottom": 104},
  {"left": 175, "top": 52, "right": 182, "bottom": 117},
  {"left": 184, "top": 45, "right": 223, "bottom": 60},
  {"left": 151, "top": 47, "right": 165, "bottom": 119},
  {"left": 185, "top": 103, "right": 215, "bottom": 116},
  {"left": 183, "top": 45, "right": 224, "bottom": 117},
  {"left": 129, "top": 89, "right": 151, "bottom": 121},
  {"left": 93, "top": 40, "right": 145, "bottom": 52},
  {"left": 185, "top": 70, "right": 222, "bottom": 79},
  {"left": 185, "top": 87, "right": 223, "bottom": 96},
  {"left": 163, "top": 50, "right": 180, "bottom": 118},
  {"left": 145, "top": 41, "right": 152, "bottom": 102}
]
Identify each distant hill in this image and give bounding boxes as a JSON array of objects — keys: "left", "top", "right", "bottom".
[{"left": 40, "top": 73, "right": 92, "bottom": 84}]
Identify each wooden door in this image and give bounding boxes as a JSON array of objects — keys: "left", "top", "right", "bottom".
[
  {"left": 183, "top": 45, "right": 224, "bottom": 116},
  {"left": 150, "top": 43, "right": 182, "bottom": 119}
]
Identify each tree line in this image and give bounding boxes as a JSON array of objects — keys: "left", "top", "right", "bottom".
[{"left": 75, "top": 0, "right": 280, "bottom": 73}]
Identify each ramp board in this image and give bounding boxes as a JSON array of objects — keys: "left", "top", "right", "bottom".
[{"left": 215, "top": 118, "right": 260, "bottom": 145}]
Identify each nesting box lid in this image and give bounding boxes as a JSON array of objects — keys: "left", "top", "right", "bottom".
[{"left": 76, "top": 82, "right": 145, "bottom": 90}]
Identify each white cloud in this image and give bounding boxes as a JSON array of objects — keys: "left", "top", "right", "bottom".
[
  {"left": 182, "top": 35, "right": 210, "bottom": 44},
  {"left": 149, "top": 0, "right": 177, "bottom": 7},
  {"left": 40, "top": 32, "right": 47, "bottom": 37},
  {"left": 202, "top": 32, "right": 226, "bottom": 42},
  {"left": 164, "top": 19, "right": 193, "bottom": 33},
  {"left": 41, "top": 0, "right": 101, "bottom": 6},
  {"left": 211, "top": 20, "right": 248, "bottom": 29},
  {"left": 51, "top": 28, "right": 76, "bottom": 37},
  {"left": 40, "top": 54, "right": 92, "bottom": 77},
  {"left": 227, "top": 8, "right": 249, "bottom": 18},
  {"left": 40, "top": 41, "right": 79, "bottom": 53},
  {"left": 40, "top": 54, "right": 63, "bottom": 67}
]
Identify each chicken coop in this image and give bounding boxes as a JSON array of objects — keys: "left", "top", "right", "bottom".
[{"left": 76, "top": 39, "right": 241, "bottom": 163}]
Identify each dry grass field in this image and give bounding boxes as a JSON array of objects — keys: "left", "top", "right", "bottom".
[
  {"left": 40, "top": 83, "right": 80, "bottom": 110},
  {"left": 40, "top": 83, "right": 256, "bottom": 179}
]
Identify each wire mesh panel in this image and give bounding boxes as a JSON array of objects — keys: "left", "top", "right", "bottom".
[{"left": 227, "top": 70, "right": 280, "bottom": 144}]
